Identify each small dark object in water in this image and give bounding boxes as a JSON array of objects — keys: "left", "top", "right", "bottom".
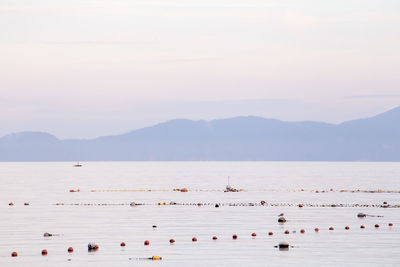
[
  {"left": 278, "top": 213, "right": 284, "bottom": 216},
  {"left": 278, "top": 242, "right": 289, "bottom": 249},
  {"left": 43, "top": 232, "right": 52, "bottom": 237},
  {"left": 24, "top": 202, "right": 29, "bottom": 206},
  {"left": 278, "top": 217, "right": 286, "bottom": 223},
  {"left": 88, "top": 242, "right": 99, "bottom": 251},
  {"left": 215, "top": 204, "right": 220, "bottom": 208},
  {"left": 152, "top": 225, "right": 157, "bottom": 228},
  {"left": 357, "top": 213, "right": 366, "bottom": 218},
  {"left": 130, "top": 202, "right": 136, "bottom": 206}
]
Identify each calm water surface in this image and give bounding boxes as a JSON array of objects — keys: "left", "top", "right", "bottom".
[{"left": 0, "top": 162, "right": 399, "bottom": 266}]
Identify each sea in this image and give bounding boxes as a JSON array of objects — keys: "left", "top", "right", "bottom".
[{"left": 0, "top": 162, "right": 399, "bottom": 266}]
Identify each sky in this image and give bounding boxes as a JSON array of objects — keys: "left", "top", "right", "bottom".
[{"left": 0, "top": 0, "right": 400, "bottom": 139}]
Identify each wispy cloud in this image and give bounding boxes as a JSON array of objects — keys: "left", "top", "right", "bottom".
[{"left": 345, "top": 94, "right": 400, "bottom": 99}]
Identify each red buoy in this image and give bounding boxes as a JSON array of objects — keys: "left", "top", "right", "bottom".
[
  {"left": 41, "top": 249, "right": 48, "bottom": 255},
  {"left": 284, "top": 230, "right": 289, "bottom": 234},
  {"left": 300, "top": 229, "right": 305, "bottom": 234},
  {"left": 329, "top": 227, "right": 334, "bottom": 230},
  {"left": 375, "top": 224, "right": 379, "bottom": 228},
  {"left": 268, "top": 232, "right": 273, "bottom": 236},
  {"left": 120, "top": 242, "right": 126, "bottom": 247},
  {"left": 192, "top": 237, "right": 197, "bottom": 242},
  {"left": 11, "top": 252, "right": 18, "bottom": 257},
  {"left": 251, "top": 233, "right": 256, "bottom": 237},
  {"left": 68, "top": 247, "right": 74, "bottom": 253},
  {"left": 298, "top": 204, "right": 303, "bottom": 208},
  {"left": 314, "top": 228, "right": 319, "bottom": 232},
  {"left": 9, "top": 202, "right": 14, "bottom": 206},
  {"left": 389, "top": 223, "right": 393, "bottom": 227},
  {"left": 212, "top": 236, "right": 218, "bottom": 240},
  {"left": 345, "top": 226, "right": 350, "bottom": 230},
  {"left": 232, "top": 234, "right": 237, "bottom": 239},
  {"left": 169, "top": 239, "right": 175, "bottom": 244},
  {"left": 360, "top": 225, "right": 365, "bottom": 229},
  {"left": 144, "top": 240, "right": 150, "bottom": 246}
]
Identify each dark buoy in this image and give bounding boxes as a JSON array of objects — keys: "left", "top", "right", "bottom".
[
  {"left": 215, "top": 204, "right": 220, "bottom": 208},
  {"left": 345, "top": 226, "right": 350, "bottom": 230},
  {"left": 192, "top": 237, "right": 197, "bottom": 242},
  {"left": 43, "top": 232, "right": 52, "bottom": 237},
  {"left": 9, "top": 202, "right": 14, "bottom": 206},
  {"left": 232, "top": 234, "right": 237, "bottom": 239},
  {"left": 329, "top": 227, "right": 334, "bottom": 230},
  {"left": 152, "top": 225, "right": 157, "bottom": 228},
  {"left": 88, "top": 242, "right": 99, "bottom": 251},
  {"left": 278, "top": 217, "right": 286, "bottom": 223},
  {"left": 357, "top": 213, "right": 366, "bottom": 218},
  {"left": 277, "top": 242, "right": 290, "bottom": 250},
  {"left": 212, "top": 236, "right": 218, "bottom": 240},
  {"left": 268, "top": 232, "right": 273, "bottom": 236},
  {"left": 169, "top": 239, "right": 175, "bottom": 244},
  {"left": 41, "top": 249, "right": 48, "bottom": 256},
  {"left": 24, "top": 202, "right": 29, "bottom": 206},
  {"left": 360, "top": 225, "right": 365, "bottom": 229},
  {"left": 389, "top": 223, "right": 393, "bottom": 227},
  {"left": 120, "top": 242, "right": 126, "bottom": 247},
  {"left": 298, "top": 204, "right": 303, "bottom": 208},
  {"left": 251, "top": 233, "right": 257, "bottom": 237},
  {"left": 68, "top": 247, "right": 74, "bottom": 253},
  {"left": 144, "top": 240, "right": 150, "bottom": 246},
  {"left": 375, "top": 224, "right": 380, "bottom": 228},
  {"left": 314, "top": 228, "right": 319, "bottom": 232},
  {"left": 300, "top": 229, "right": 305, "bottom": 234},
  {"left": 284, "top": 230, "right": 289, "bottom": 234},
  {"left": 11, "top": 252, "right": 18, "bottom": 257}
]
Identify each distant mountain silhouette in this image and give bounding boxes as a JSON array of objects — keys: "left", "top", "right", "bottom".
[{"left": 1, "top": 106, "right": 400, "bottom": 161}]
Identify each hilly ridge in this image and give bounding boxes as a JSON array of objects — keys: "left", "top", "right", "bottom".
[{"left": 1, "top": 107, "right": 400, "bottom": 161}]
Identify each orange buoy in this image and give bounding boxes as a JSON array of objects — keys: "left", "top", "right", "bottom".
[
  {"left": 11, "top": 252, "right": 18, "bottom": 257},
  {"left": 41, "top": 249, "right": 48, "bottom": 255},
  {"left": 300, "top": 229, "right": 305, "bottom": 234},
  {"left": 251, "top": 233, "right": 256, "bottom": 237},
  {"left": 69, "top": 189, "right": 75, "bottom": 193},
  {"left": 375, "top": 224, "right": 379, "bottom": 228},
  {"left": 212, "top": 236, "right": 218, "bottom": 240},
  {"left": 232, "top": 234, "right": 237, "bottom": 239},
  {"left": 120, "top": 242, "right": 126, "bottom": 247},
  {"left": 192, "top": 237, "right": 197, "bottom": 242},
  {"left": 345, "top": 226, "right": 350, "bottom": 230},
  {"left": 329, "top": 227, "right": 334, "bottom": 230},
  {"left": 389, "top": 223, "right": 393, "bottom": 227},
  {"left": 169, "top": 239, "right": 175, "bottom": 244},
  {"left": 268, "top": 232, "right": 273, "bottom": 236},
  {"left": 360, "top": 225, "right": 365, "bottom": 229},
  {"left": 181, "top": 188, "right": 188, "bottom": 192},
  {"left": 284, "top": 230, "right": 289, "bottom": 234},
  {"left": 9, "top": 202, "right": 14, "bottom": 206},
  {"left": 144, "top": 240, "right": 150, "bottom": 246},
  {"left": 314, "top": 228, "right": 319, "bottom": 232},
  {"left": 67, "top": 247, "right": 74, "bottom": 253}
]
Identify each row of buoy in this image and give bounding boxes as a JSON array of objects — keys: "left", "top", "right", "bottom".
[
  {"left": 10, "top": 224, "right": 394, "bottom": 257},
  {"left": 90, "top": 188, "right": 400, "bottom": 194},
  {"left": 8, "top": 202, "right": 29, "bottom": 206},
  {"left": 52, "top": 201, "right": 400, "bottom": 208}
]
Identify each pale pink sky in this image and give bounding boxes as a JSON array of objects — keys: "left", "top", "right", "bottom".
[{"left": 0, "top": 0, "right": 400, "bottom": 138}]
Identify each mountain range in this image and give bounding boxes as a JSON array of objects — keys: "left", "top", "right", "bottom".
[{"left": 1, "top": 106, "right": 400, "bottom": 161}]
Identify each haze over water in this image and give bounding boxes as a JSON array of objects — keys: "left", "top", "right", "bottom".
[{"left": 1, "top": 162, "right": 399, "bottom": 266}]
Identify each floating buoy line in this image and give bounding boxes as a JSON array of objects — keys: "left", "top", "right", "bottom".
[
  {"left": 52, "top": 201, "right": 400, "bottom": 208},
  {"left": 89, "top": 188, "right": 400, "bottom": 194},
  {"left": 7, "top": 223, "right": 395, "bottom": 258}
]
